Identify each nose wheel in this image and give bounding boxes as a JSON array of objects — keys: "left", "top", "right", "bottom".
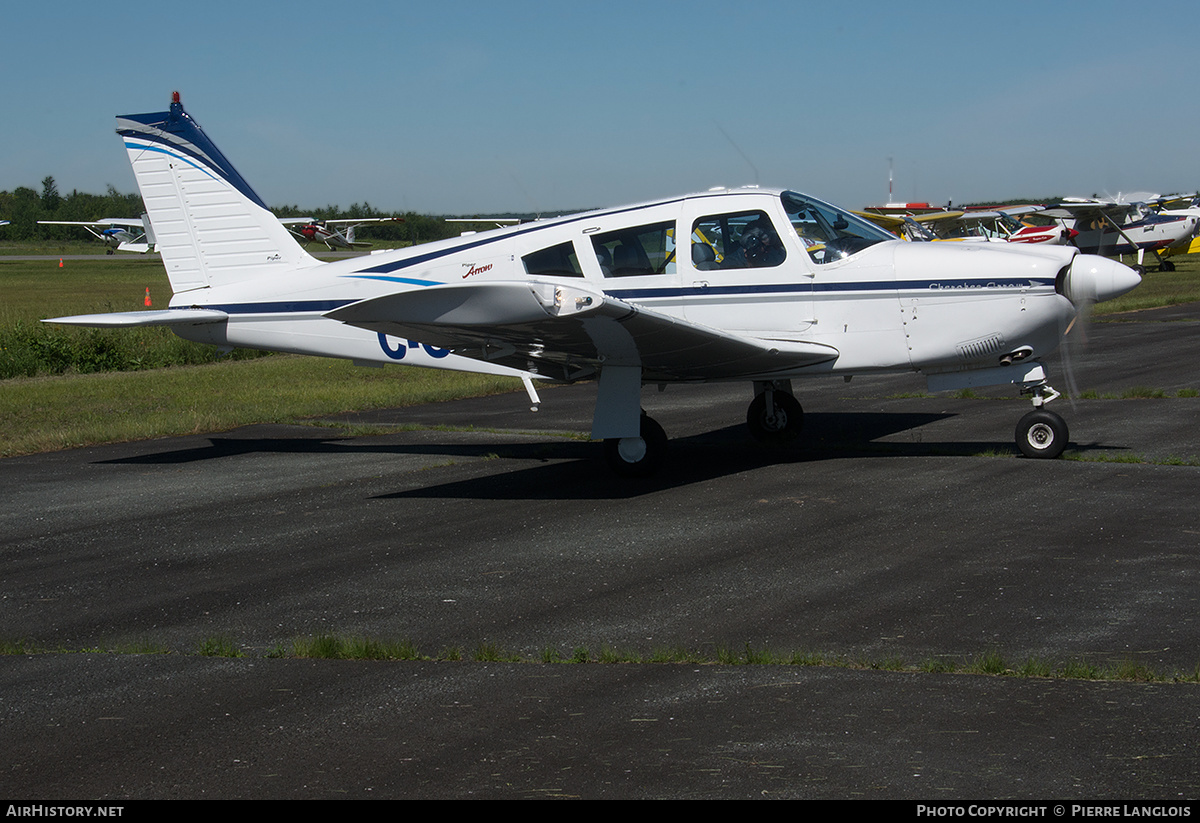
[
  {"left": 1016, "top": 409, "right": 1068, "bottom": 459},
  {"left": 1016, "top": 377, "right": 1068, "bottom": 459}
]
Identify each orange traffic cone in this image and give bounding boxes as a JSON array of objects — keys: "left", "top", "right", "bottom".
[
  {"left": 144, "top": 287, "right": 152, "bottom": 307},
  {"left": 59, "top": 258, "right": 63, "bottom": 268}
]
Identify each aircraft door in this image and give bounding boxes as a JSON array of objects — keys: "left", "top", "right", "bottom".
[
  {"left": 681, "top": 205, "right": 814, "bottom": 336},
  {"left": 588, "top": 217, "right": 686, "bottom": 321}
]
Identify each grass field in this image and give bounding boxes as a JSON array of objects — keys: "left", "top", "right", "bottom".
[
  {"left": 0, "top": 356, "right": 521, "bottom": 456},
  {"left": 0, "top": 256, "right": 264, "bottom": 379},
  {"left": 0, "top": 254, "right": 522, "bottom": 456},
  {"left": 2, "top": 248, "right": 1198, "bottom": 457}
]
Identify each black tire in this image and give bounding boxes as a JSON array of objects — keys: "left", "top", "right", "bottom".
[
  {"left": 746, "top": 391, "right": 804, "bottom": 443},
  {"left": 1161, "top": 260, "right": 1176, "bottom": 272},
  {"left": 603, "top": 414, "right": 668, "bottom": 477},
  {"left": 1015, "top": 410, "right": 1069, "bottom": 459}
]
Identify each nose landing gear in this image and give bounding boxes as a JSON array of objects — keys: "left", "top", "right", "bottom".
[{"left": 1017, "top": 379, "right": 1068, "bottom": 459}]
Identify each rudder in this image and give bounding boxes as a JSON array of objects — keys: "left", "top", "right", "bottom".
[{"left": 116, "top": 92, "right": 318, "bottom": 293}]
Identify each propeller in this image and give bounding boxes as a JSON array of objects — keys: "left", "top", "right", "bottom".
[
  {"left": 1055, "top": 253, "right": 1141, "bottom": 407},
  {"left": 1058, "top": 295, "right": 1092, "bottom": 411}
]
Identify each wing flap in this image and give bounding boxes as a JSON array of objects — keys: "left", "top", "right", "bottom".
[{"left": 326, "top": 280, "right": 838, "bottom": 381}]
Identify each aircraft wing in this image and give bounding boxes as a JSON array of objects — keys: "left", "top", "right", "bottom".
[
  {"left": 326, "top": 280, "right": 839, "bottom": 382},
  {"left": 38, "top": 219, "right": 144, "bottom": 229},
  {"left": 1043, "top": 200, "right": 1133, "bottom": 220},
  {"left": 853, "top": 211, "right": 906, "bottom": 232},
  {"left": 323, "top": 218, "right": 404, "bottom": 226},
  {"left": 854, "top": 210, "right": 963, "bottom": 229}
]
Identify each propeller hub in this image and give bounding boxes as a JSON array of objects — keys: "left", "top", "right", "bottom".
[{"left": 1059, "top": 254, "right": 1141, "bottom": 306}]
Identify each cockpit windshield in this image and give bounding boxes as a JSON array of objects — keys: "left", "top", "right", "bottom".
[{"left": 782, "top": 191, "right": 894, "bottom": 264}]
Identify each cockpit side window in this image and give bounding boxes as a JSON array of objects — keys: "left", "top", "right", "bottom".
[
  {"left": 590, "top": 221, "right": 676, "bottom": 277},
  {"left": 691, "top": 210, "right": 785, "bottom": 270},
  {"left": 782, "top": 191, "right": 892, "bottom": 264},
  {"left": 522, "top": 241, "right": 584, "bottom": 277}
]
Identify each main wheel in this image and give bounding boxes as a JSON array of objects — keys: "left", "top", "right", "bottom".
[
  {"left": 746, "top": 391, "right": 804, "bottom": 443},
  {"left": 603, "top": 414, "right": 668, "bottom": 477},
  {"left": 1015, "top": 410, "right": 1068, "bottom": 459}
]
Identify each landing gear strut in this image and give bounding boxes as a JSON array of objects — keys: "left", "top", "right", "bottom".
[
  {"left": 746, "top": 381, "right": 804, "bottom": 443},
  {"left": 1017, "top": 379, "right": 1068, "bottom": 459}
]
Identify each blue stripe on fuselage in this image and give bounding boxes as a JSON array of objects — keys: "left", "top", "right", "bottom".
[
  {"left": 605, "top": 278, "right": 1055, "bottom": 300},
  {"left": 196, "top": 278, "right": 1054, "bottom": 316}
]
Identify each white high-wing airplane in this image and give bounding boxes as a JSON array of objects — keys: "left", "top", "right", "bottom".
[
  {"left": 44, "top": 94, "right": 1142, "bottom": 475},
  {"left": 280, "top": 217, "right": 404, "bottom": 250},
  {"left": 1149, "top": 195, "right": 1200, "bottom": 259},
  {"left": 38, "top": 216, "right": 155, "bottom": 253},
  {"left": 1042, "top": 197, "right": 1200, "bottom": 272}
]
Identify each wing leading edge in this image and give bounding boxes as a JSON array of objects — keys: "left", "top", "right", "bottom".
[{"left": 326, "top": 280, "right": 839, "bottom": 382}]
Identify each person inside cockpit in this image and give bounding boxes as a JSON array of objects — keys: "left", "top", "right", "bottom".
[{"left": 728, "top": 218, "right": 785, "bottom": 268}]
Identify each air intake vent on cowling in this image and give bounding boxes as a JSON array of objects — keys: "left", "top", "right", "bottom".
[{"left": 956, "top": 333, "right": 1005, "bottom": 361}]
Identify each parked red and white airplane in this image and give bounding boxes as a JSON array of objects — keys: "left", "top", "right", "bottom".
[
  {"left": 859, "top": 205, "right": 1072, "bottom": 246},
  {"left": 38, "top": 216, "right": 154, "bottom": 253},
  {"left": 44, "top": 94, "right": 1141, "bottom": 475},
  {"left": 281, "top": 217, "right": 404, "bottom": 250},
  {"left": 948, "top": 207, "right": 1073, "bottom": 245}
]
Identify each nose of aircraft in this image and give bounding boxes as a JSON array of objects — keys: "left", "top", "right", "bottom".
[{"left": 1060, "top": 254, "right": 1142, "bottom": 306}]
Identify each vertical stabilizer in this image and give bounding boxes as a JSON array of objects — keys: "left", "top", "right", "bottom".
[{"left": 116, "top": 93, "right": 318, "bottom": 293}]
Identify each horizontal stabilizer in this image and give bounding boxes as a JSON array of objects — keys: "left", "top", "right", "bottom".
[{"left": 42, "top": 308, "right": 229, "bottom": 328}]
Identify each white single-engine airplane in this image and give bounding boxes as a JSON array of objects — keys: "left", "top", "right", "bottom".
[
  {"left": 38, "top": 216, "right": 155, "bottom": 253},
  {"left": 45, "top": 94, "right": 1142, "bottom": 475},
  {"left": 1042, "top": 197, "right": 1199, "bottom": 272},
  {"left": 281, "top": 217, "right": 404, "bottom": 250}
]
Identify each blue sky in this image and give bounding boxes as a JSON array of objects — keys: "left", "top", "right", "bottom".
[{"left": 3, "top": 1, "right": 1197, "bottom": 215}]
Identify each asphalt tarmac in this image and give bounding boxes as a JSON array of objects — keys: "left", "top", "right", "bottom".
[{"left": 2, "top": 305, "right": 1199, "bottom": 800}]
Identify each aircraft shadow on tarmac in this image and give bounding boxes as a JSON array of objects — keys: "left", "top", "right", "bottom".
[{"left": 92, "top": 408, "right": 1128, "bottom": 500}]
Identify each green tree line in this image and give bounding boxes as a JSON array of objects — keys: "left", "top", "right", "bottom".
[
  {"left": 0, "top": 177, "right": 520, "bottom": 246},
  {"left": 0, "top": 178, "right": 146, "bottom": 240}
]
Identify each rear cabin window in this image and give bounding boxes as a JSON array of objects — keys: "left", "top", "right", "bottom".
[
  {"left": 522, "top": 241, "right": 584, "bottom": 277},
  {"left": 590, "top": 221, "right": 676, "bottom": 277}
]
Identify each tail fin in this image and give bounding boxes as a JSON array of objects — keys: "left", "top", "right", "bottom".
[{"left": 116, "top": 92, "right": 318, "bottom": 294}]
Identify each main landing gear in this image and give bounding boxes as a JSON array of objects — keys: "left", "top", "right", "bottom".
[
  {"left": 1016, "top": 379, "right": 1068, "bottom": 459},
  {"left": 602, "top": 382, "right": 804, "bottom": 477},
  {"left": 746, "top": 380, "right": 803, "bottom": 443},
  {"left": 603, "top": 413, "right": 668, "bottom": 477}
]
